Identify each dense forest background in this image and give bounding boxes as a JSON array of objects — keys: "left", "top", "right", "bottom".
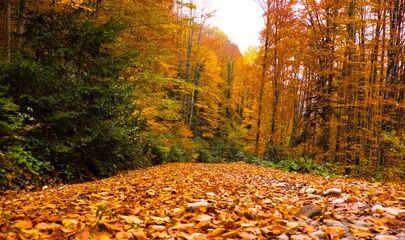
[{"left": 0, "top": 0, "right": 403, "bottom": 188}]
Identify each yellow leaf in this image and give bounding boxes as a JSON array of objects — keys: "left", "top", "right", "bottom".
[
  {"left": 207, "top": 228, "right": 226, "bottom": 237},
  {"left": 351, "top": 226, "right": 374, "bottom": 237},
  {"left": 123, "top": 216, "right": 143, "bottom": 225},
  {"left": 171, "top": 223, "right": 194, "bottom": 230},
  {"left": 222, "top": 230, "right": 239, "bottom": 238},
  {"left": 35, "top": 222, "right": 60, "bottom": 230},
  {"left": 150, "top": 216, "right": 170, "bottom": 224},
  {"left": 150, "top": 225, "right": 166, "bottom": 231},
  {"left": 261, "top": 225, "right": 288, "bottom": 235}
]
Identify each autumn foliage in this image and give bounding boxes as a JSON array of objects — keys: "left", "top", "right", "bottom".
[
  {"left": 0, "top": 163, "right": 404, "bottom": 239},
  {"left": 0, "top": 0, "right": 404, "bottom": 189}
]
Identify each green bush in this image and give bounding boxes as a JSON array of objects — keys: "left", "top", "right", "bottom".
[
  {"left": 0, "top": 85, "right": 51, "bottom": 188},
  {"left": 167, "top": 145, "right": 191, "bottom": 162},
  {"left": 276, "top": 157, "right": 333, "bottom": 176},
  {"left": 197, "top": 148, "right": 221, "bottom": 163},
  {"left": 149, "top": 144, "right": 169, "bottom": 165},
  {"left": 149, "top": 142, "right": 192, "bottom": 164},
  {"left": 0, "top": 9, "right": 147, "bottom": 185},
  {"left": 263, "top": 142, "right": 285, "bottom": 163}
]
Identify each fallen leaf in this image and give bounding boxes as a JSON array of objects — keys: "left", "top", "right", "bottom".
[
  {"left": 15, "top": 220, "right": 33, "bottom": 229},
  {"left": 207, "top": 227, "right": 226, "bottom": 237}
]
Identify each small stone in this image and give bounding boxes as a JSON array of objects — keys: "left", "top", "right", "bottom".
[
  {"left": 341, "top": 237, "right": 355, "bottom": 240},
  {"left": 324, "top": 219, "right": 347, "bottom": 228},
  {"left": 331, "top": 198, "right": 346, "bottom": 204},
  {"left": 372, "top": 205, "right": 405, "bottom": 216},
  {"left": 305, "top": 188, "right": 318, "bottom": 194},
  {"left": 351, "top": 220, "right": 371, "bottom": 227},
  {"left": 383, "top": 207, "right": 405, "bottom": 216},
  {"left": 397, "top": 232, "right": 405, "bottom": 238},
  {"left": 276, "top": 234, "right": 289, "bottom": 240},
  {"left": 354, "top": 202, "right": 366, "bottom": 208},
  {"left": 205, "top": 192, "right": 216, "bottom": 197},
  {"left": 310, "top": 230, "right": 325, "bottom": 239},
  {"left": 295, "top": 204, "right": 322, "bottom": 219},
  {"left": 372, "top": 204, "right": 384, "bottom": 212},
  {"left": 290, "top": 235, "right": 312, "bottom": 240},
  {"left": 275, "top": 182, "right": 287, "bottom": 187},
  {"left": 187, "top": 200, "right": 211, "bottom": 212},
  {"left": 375, "top": 235, "right": 398, "bottom": 240},
  {"left": 324, "top": 188, "right": 342, "bottom": 196}
]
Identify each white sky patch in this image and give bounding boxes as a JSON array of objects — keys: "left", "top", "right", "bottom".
[{"left": 195, "top": 0, "right": 264, "bottom": 54}]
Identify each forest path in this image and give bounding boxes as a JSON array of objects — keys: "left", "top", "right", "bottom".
[{"left": 1, "top": 163, "right": 404, "bottom": 239}]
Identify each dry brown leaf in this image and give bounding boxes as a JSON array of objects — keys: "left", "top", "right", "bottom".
[
  {"left": 132, "top": 231, "right": 147, "bottom": 240},
  {"left": 1, "top": 163, "right": 403, "bottom": 240},
  {"left": 351, "top": 226, "right": 374, "bottom": 238}
]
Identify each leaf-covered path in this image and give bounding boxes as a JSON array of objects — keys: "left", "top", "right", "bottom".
[{"left": 1, "top": 163, "right": 404, "bottom": 239}]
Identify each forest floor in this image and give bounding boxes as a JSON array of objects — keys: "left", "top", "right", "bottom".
[{"left": 0, "top": 163, "right": 404, "bottom": 240}]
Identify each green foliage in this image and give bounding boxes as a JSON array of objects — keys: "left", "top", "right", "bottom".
[
  {"left": 381, "top": 131, "right": 405, "bottom": 159},
  {"left": 263, "top": 142, "right": 286, "bottom": 163},
  {"left": 275, "top": 157, "right": 333, "bottom": 176},
  {"left": 196, "top": 148, "right": 222, "bottom": 163},
  {"left": 149, "top": 141, "right": 192, "bottom": 164},
  {"left": 0, "top": 85, "right": 49, "bottom": 188},
  {"left": 167, "top": 145, "right": 192, "bottom": 163},
  {"left": 372, "top": 169, "right": 384, "bottom": 182},
  {"left": 194, "top": 134, "right": 257, "bottom": 164},
  {"left": 0, "top": 9, "right": 147, "bottom": 186},
  {"left": 245, "top": 156, "right": 334, "bottom": 177},
  {"left": 0, "top": 86, "right": 21, "bottom": 138},
  {"left": 5, "top": 146, "right": 49, "bottom": 175}
]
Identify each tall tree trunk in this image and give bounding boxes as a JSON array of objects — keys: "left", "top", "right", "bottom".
[
  {"left": 6, "top": 0, "right": 11, "bottom": 63},
  {"left": 189, "top": 17, "right": 206, "bottom": 131},
  {"left": 184, "top": 4, "right": 194, "bottom": 121},
  {"left": 270, "top": 32, "right": 279, "bottom": 138},
  {"left": 255, "top": 8, "right": 270, "bottom": 158},
  {"left": 270, "top": 0, "right": 280, "bottom": 138}
]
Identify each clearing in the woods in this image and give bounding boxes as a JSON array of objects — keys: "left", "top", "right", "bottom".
[{"left": 0, "top": 163, "right": 404, "bottom": 240}]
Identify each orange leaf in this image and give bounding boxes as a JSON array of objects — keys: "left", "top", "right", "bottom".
[
  {"left": 321, "top": 226, "right": 345, "bottom": 239},
  {"left": 207, "top": 227, "right": 226, "bottom": 237},
  {"left": 15, "top": 220, "right": 33, "bottom": 229},
  {"left": 351, "top": 226, "right": 374, "bottom": 237},
  {"left": 132, "top": 232, "right": 147, "bottom": 240}
]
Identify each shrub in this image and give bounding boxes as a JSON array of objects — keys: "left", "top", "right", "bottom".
[
  {"left": 0, "top": 86, "right": 51, "bottom": 188},
  {"left": 197, "top": 148, "right": 222, "bottom": 163},
  {"left": 167, "top": 145, "right": 191, "bottom": 162},
  {"left": 0, "top": 10, "right": 147, "bottom": 185},
  {"left": 276, "top": 157, "right": 333, "bottom": 176},
  {"left": 263, "top": 142, "right": 285, "bottom": 163}
]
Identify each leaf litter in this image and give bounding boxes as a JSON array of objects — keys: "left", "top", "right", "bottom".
[{"left": 0, "top": 163, "right": 404, "bottom": 239}]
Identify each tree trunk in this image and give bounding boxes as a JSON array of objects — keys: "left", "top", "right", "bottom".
[
  {"left": 255, "top": 8, "right": 270, "bottom": 158},
  {"left": 6, "top": 0, "right": 11, "bottom": 63}
]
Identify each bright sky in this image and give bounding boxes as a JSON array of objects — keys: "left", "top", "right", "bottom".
[{"left": 195, "top": 0, "right": 264, "bottom": 54}]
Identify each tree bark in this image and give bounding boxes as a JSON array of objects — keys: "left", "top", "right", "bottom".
[
  {"left": 255, "top": 5, "right": 270, "bottom": 158},
  {"left": 6, "top": 0, "right": 11, "bottom": 63}
]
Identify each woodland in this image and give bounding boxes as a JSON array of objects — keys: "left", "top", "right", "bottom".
[
  {"left": 0, "top": 0, "right": 404, "bottom": 238},
  {"left": 0, "top": 0, "right": 404, "bottom": 186}
]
